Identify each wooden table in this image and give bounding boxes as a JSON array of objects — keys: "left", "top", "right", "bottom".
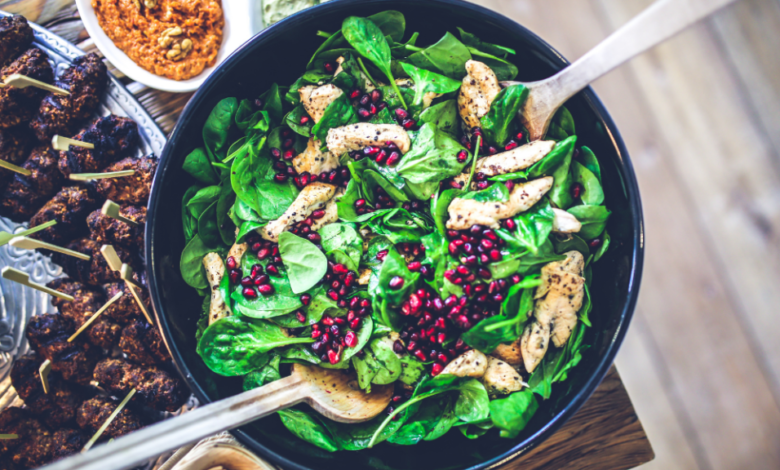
[{"left": 0, "top": 2, "right": 654, "bottom": 469}]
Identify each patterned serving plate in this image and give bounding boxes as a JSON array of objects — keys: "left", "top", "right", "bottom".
[{"left": 0, "top": 10, "right": 167, "bottom": 410}]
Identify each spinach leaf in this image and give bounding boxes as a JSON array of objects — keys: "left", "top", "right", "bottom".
[
  {"left": 255, "top": 178, "right": 299, "bottom": 220},
  {"left": 371, "top": 246, "right": 419, "bottom": 329},
  {"left": 399, "top": 62, "right": 461, "bottom": 112},
  {"left": 243, "top": 356, "right": 281, "bottom": 391},
  {"left": 284, "top": 105, "right": 313, "bottom": 137},
  {"left": 311, "top": 92, "right": 358, "bottom": 143},
  {"left": 566, "top": 205, "right": 610, "bottom": 239},
  {"left": 548, "top": 136, "right": 577, "bottom": 209},
  {"left": 183, "top": 148, "right": 220, "bottom": 184},
  {"left": 216, "top": 183, "right": 236, "bottom": 246},
  {"left": 593, "top": 230, "right": 610, "bottom": 262},
  {"left": 432, "top": 188, "right": 463, "bottom": 236},
  {"left": 389, "top": 396, "right": 453, "bottom": 445},
  {"left": 353, "top": 338, "right": 402, "bottom": 391},
  {"left": 319, "top": 223, "right": 363, "bottom": 268},
  {"left": 278, "top": 232, "right": 328, "bottom": 293},
  {"left": 321, "top": 314, "right": 373, "bottom": 369},
  {"left": 279, "top": 344, "right": 322, "bottom": 364},
  {"left": 488, "top": 240, "right": 565, "bottom": 279},
  {"left": 579, "top": 146, "right": 602, "bottom": 183},
  {"left": 232, "top": 255, "right": 302, "bottom": 319},
  {"left": 508, "top": 198, "right": 555, "bottom": 254},
  {"left": 270, "top": 289, "right": 339, "bottom": 328},
  {"left": 466, "top": 48, "right": 518, "bottom": 81},
  {"left": 459, "top": 182, "right": 509, "bottom": 203},
  {"left": 230, "top": 134, "right": 266, "bottom": 214},
  {"left": 322, "top": 407, "right": 409, "bottom": 451},
  {"left": 462, "top": 315, "right": 521, "bottom": 353},
  {"left": 363, "top": 209, "right": 431, "bottom": 245},
  {"left": 362, "top": 169, "right": 409, "bottom": 203},
  {"left": 480, "top": 84, "right": 528, "bottom": 147},
  {"left": 399, "top": 355, "right": 425, "bottom": 385},
  {"left": 457, "top": 420, "right": 494, "bottom": 439},
  {"left": 197, "top": 201, "right": 221, "bottom": 247},
  {"left": 489, "top": 389, "right": 538, "bottom": 438},
  {"left": 278, "top": 409, "right": 340, "bottom": 452},
  {"left": 236, "top": 221, "right": 265, "bottom": 244},
  {"left": 580, "top": 283, "right": 593, "bottom": 327},
  {"left": 419, "top": 100, "right": 458, "bottom": 135},
  {"left": 180, "top": 234, "right": 222, "bottom": 289},
  {"left": 552, "top": 233, "right": 590, "bottom": 258},
  {"left": 368, "top": 10, "right": 405, "bottom": 42},
  {"left": 369, "top": 107, "right": 396, "bottom": 125},
  {"left": 336, "top": 178, "right": 362, "bottom": 222},
  {"left": 456, "top": 27, "right": 516, "bottom": 58},
  {"left": 546, "top": 106, "right": 575, "bottom": 141},
  {"left": 342, "top": 16, "right": 408, "bottom": 109},
  {"left": 407, "top": 32, "right": 471, "bottom": 79},
  {"left": 454, "top": 379, "right": 490, "bottom": 423},
  {"left": 259, "top": 83, "right": 285, "bottom": 125},
  {"left": 182, "top": 185, "right": 200, "bottom": 243},
  {"left": 395, "top": 123, "right": 468, "bottom": 199},
  {"left": 571, "top": 161, "right": 604, "bottom": 205},
  {"left": 197, "top": 317, "right": 313, "bottom": 376},
  {"left": 203, "top": 98, "right": 239, "bottom": 163},
  {"left": 186, "top": 185, "right": 221, "bottom": 219},
  {"left": 528, "top": 323, "right": 587, "bottom": 399},
  {"left": 379, "top": 83, "right": 415, "bottom": 110},
  {"left": 195, "top": 296, "right": 210, "bottom": 343}
]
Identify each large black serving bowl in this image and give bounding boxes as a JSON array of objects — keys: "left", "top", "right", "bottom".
[{"left": 146, "top": 0, "right": 644, "bottom": 468}]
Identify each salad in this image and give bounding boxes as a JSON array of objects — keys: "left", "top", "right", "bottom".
[{"left": 179, "top": 10, "right": 611, "bottom": 450}]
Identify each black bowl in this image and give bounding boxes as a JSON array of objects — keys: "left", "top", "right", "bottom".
[{"left": 146, "top": 0, "right": 644, "bottom": 468}]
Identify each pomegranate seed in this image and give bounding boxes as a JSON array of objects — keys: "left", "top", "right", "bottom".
[
  {"left": 456, "top": 150, "right": 468, "bottom": 163},
  {"left": 456, "top": 265, "right": 471, "bottom": 276},
  {"left": 409, "top": 294, "right": 422, "bottom": 313},
  {"left": 476, "top": 181, "right": 489, "bottom": 190},
  {"left": 504, "top": 218, "right": 517, "bottom": 231},
  {"left": 436, "top": 333, "right": 446, "bottom": 344},
  {"left": 371, "top": 89, "right": 382, "bottom": 103},
  {"left": 388, "top": 276, "right": 404, "bottom": 290},
  {"left": 240, "top": 276, "right": 253, "bottom": 287},
  {"left": 228, "top": 269, "right": 241, "bottom": 284},
  {"left": 414, "top": 349, "right": 428, "bottom": 361},
  {"left": 253, "top": 275, "right": 270, "bottom": 286},
  {"left": 258, "top": 284, "right": 275, "bottom": 296},
  {"left": 480, "top": 239, "right": 494, "bottom": 249},
  {"left": 282, "top": 138, "right": 294, "bottom": 149},
  {"left": 493, "top": 293, "right": 505, "bottom": 303},
  {"left": 376, "top": 250, "right": 388, "bottom": 261},
  {"left": 243, "top": 287, "right": 257, "bottom": 298},
  {"left": 477, "top": 268, "right": 492, "bottom": 279},
  {"left": 510, "top": 274, "right": 522, "bottom": 284},
  {"left": 350, "top": 89, "right": 361, "bottom": 99},
  {"left": 307, "top": 233, "right": 321, "bottom": 243},
  {"left": 270, "top": 148, "right": 281, "bottom": 159},
  {"left": 266, "top": 264, "right": 280, "bottom": 276},
  {"left": 364, "top": 146, "right": 380, "bottom": 156},
  {"left": 275, "top": 173, "right": 289, "bottom": 183},
  {"left": 359, "top": 94, "right": 371, "bottom": 106},
  {"left": 571, "top": 183, "right": 585, "bottom": 199},
  {"left": 431, "top": 363, "right": 444, "bottom": 376},
  {"left": 374, "top": 149, "right": 387, "bottom": 164},
  {"left": 407, "top": 261, "right": 422, "bottom": 272},
  {"left": 358, "top": 108, "right": 370, "bottom": 119},
  {"left": 345, "top": 332, "right": 358, "bottom": 347},
  {"left": 327, "top": 290, "right": 340, "bottom": 301},
  {"left": 226, "top": 256, "right": 237, "bottom": 269},
  {"left": 354, "top": 198, "right": 366, "bottom": 208},
  {"left": 369, "top": 103, "right": 378, "bottom": 115},
  {"left": 328, "top": 350, "right": 340, "bottom": 364},
  {"left": 300, "top": 115, "right": 310, "bottom": 125},
  {"left": 283, "top": 149, "right": 294, "bottom": 160},
  {"left": 488, "top": 146, "right": 499, "bottom": 155},
  {"left": 324, "top": 61, "right": 336, "bottom": 73},
  {"left": 312, "top": 330, "right": 322, "bottom": 339},
  {"left": 516, "top": 131, "right": 524, "bottom": 141},
  {"left": 589, "top": 238, "right": 603, "bottom": 248},
  {"left": 350, "top": 318, "right": 361, "bottom": 329},
  {"left": 299, "top": 173, "right": 310, "bottom": 186},
  {"left": 386, "top": 151, "right": 401, "bottom": 166},
  {"left": 395, "top": 108, "right": 409, "bottom": 119},
  {"left": 333, "top": 264, "right": 348, "bottom": 275},
  {"left": 296, "top": 311, "right": 306, "bottom": 323},
  {"left": 505, "top": 141, "right": 519, "bottom": 151},
  {"left": 407, "top": 341, "right": 418, "bottom": 351},
  {"left": 402, "top": 118, "right": 415, "bottom": 129},
  {"left": 489, "top": 249, "right": 502, "bottom": 262},
  {"left": 298, "top": 294, "right": 312, "bottom": 306}
]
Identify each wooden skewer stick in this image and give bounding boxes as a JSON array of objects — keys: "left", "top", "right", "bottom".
[
  {"left": 1, "top": 73, "right": 69, "bottom": 95},
  {"left": 69, "top": 170, "right": 135, "bottom": 182},
  {"left": 52, "top": 135, "right": 95, "bottom": 152},
  {"left": 39, "top": 359, "right": 52, "bottom": 394},
  {"left": 10, "top": 236, "right": 91, "bottom": 260},
  {"left": 120, "top": 264, "right": 153, "bottom": 325},
  {"left": 100, "top": 245, "right": 124, "bottom": 272},
  {"left": 102, "top": 200, "right": 140, "bottom": 227},
  {"left": 0, "top": 220, "right": 57, "bottom": 247},
  {"left": 0, "top": 159, "right": 31, "bottom": 176},
  {"left": 0, "top": 434, "right": 19, "bottom": 440},
  {"left": 1, "top": 267, "right": 75, "bottom": 301},
  {"left": 68, "top": 292, "right": 124, "bottom": 342},
  {"left": 82, "top": 388, "right": 137, "bottom": 453}
]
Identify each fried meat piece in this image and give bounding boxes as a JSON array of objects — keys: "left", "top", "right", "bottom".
[
  {"left": 93, "top": 358, "right": 187, "bottom": 412},
  {"left": 0, "top": 407, "right": 53, "bottom": 469},
  {"left": 29, "top": 185, "right": 99, "bottom": 244},
  {"left": 0, "top": 145, "right": 63, "bottom": 222},
  {"left": 57, "top": 114, "right": 139, "bottom": 178},
  {"left": 29, "top": 52, "right": 107, "bottom": 141},
  {"left": 95, "top": 155, "right": 157, "bottom": 205},
  {"left": 0, "top": 48, "right": 54, "bottom": 129},
  {"left": 87, "top": 205, "right": 145, "bottom": 251},
  {"left": 25, "top": 313, "right": 101, "bottom": 385},
  {"left": 102, "top": 281, "right": 150, "bottom": 325},
  {"left": 50, "top": 238, "right": 136, "bottom": 286},
  {"left": 119, "top": 320, "right": 170, "bottom": 365},
  {"left": 76, "top": 396, "right": 143, "bottom": 440},
  {"left": 12, "top": 424, "right": 53, "bottom": 469},
  {"left": 50, "top": 428, "right": 88, "bottom": 461},
  {"left": 0, "top": 125, "right": 33, "bottom": 165},
  {"left": 0, "top": 16, "right": 33, "bottom": 68},
  {"left": 47, "top": 279, "right": 121, "bottom": 349},
  {"left": 10, "top": 355, "right": 84, "bottom": 428}
]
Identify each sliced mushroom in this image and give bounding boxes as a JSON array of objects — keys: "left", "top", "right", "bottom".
[
  {"left": 446, "top": 177, "right": 553, "bottom": 230},
  {"left": 202, "top": 253, "right": 229, "bottom": 325},
  {"left": 458, "top": 60, "right": 501, "bottom": 128},
  {"left": 452, "top": 140, "right": 556, "bottom": 189},
  {"left": 326, "top": 123, "right": 411, "bottom": 156}
]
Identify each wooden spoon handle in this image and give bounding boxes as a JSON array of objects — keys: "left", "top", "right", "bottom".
[
  {"left": 521, "top": 0, "right": 739, "bottom": 139},
  {"left": 41, "top": 374, "right": 308, "bottom": 470}
]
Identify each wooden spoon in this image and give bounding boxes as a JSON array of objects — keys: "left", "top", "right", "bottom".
[
  {"left": 504, "top": 0, "right": 740, "bottom": 141},
  {"left": 41, "top": 364, "right": 393, "bottom": 470}
]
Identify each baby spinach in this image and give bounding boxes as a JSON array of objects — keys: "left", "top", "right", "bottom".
[
  {"left": 379, "top": 83, "right": 414, "bottom": 110},
  {"left": 548, "top": 136, "right": 577, "bottom": 209},
  {"left": 389, "top": 396, "right": 453, "bottom": 445},
  {"left": 553, "top": 233, "right": 590, "bottom": 258},
  {"left": 462, "top": 315, "right": 521, "bottom": 353},
  {"left": 183, "top": 148, "right": 220, "bottom": 184},
  {"left": 509, "top": 198, "right": 555, "bottom": 254},
  {"left": 280, "top": 344, "right": 322, "bottom": 365},
  {"left": 369, "top": 107, "right": 395, "bottom": 125},
  {"left": 353, "top": 339, "right": 402, "bottom": 391},
  {"left": 399, "top": 355, "right": 425, "bottom": 385},
  {"left": 182, "top": 185, "right": 200, "bottom": 243},
  {"left": 197, "top": 200, "right": 221, "bottom": 247},
  {"left": 456, "top": 27, "right": 515, "bottom": 58},
  {"left": 278, "top": 409, "right": 340, "bottom": 452},
  {"left": 528, "top": 323, "right": 587, "bottom": 399},
  {"left": 407, "top": 32, "right": 471, "bottom": 79},
  {"left": 197, "top": 317, "right": 313, "bottom": 376},
  {"left": 243, "top": 356, "right": 281, "bottom": 391},
  {"left": 459, "top": 182, "right": 510, "bottom": 203},
  {"left": 372, "top": 247, "right": 419, "bottom": 329},
  {"left": 284, "top": 105, "right": 313, "bottom": 137},
  {"left": 216, "top": 183, "right": 236, "bottom": 245},
  {"left": 571, "top": 160, "right": 604, "bottom": 205},
  {"left": 230, "top": 134, "right": 266, "bottom": 214},
  {"left": 579, "top": 146, "right": 602, "bottom": 183},
  {"left": 419, "top": 100, "right": 458, "bottom": 135},
  {"left": 186, "top": 185, "right": 221, "bottom": 219},
  {"left": 488, "top": 240, "right": 564, "bottom": 279},
  {"left": 396, "top": 123, "right": 468, "bottom": 199},
  {"left": 321, "top": 315, "right": 373, "bottom": 369},
  {"left": 236, "top": 221, "right": 265, "bottom": 244},
  {"left": 480, "top": 84, "right": 528, "bottom": 147},
  {"left": 278, "top": 232, "right": 328, "bottom": 293},
  {"left": 566, "top": 205, "right": 611, "bottom": 239},
  {"left": 180, "top": 234, "right": 223, "bottom": 289},
  {"left": 399, "top": 63, "right": 461, "bottom": 113},
  {"left": 203, "top": 98, "right": 239, "bottom": 163},
  {"left": 363, "top": 208, "right": 431, "bottom": 245},
  {"left": 593, "top": 230, "right": 610, "bottom": 262},
  {"left": 255, "top": 178, "right": 299, "bottom": 220},
  {"left": 319, "top": 223, "right": 363, "bottom": 268},
  {"left": 455, "top": 379, "right": 490, "bottom": 423},
  {"left": 432, "top": 188, "right": 463, "bottom": 236},
  {"left": 489, "top": 389, "right": 538, "bottom": 438},
  {"left": 546, "top": 106, "right": 575, "bottom": 141},
  {"left": 310, "top": 92, "right": 358, "bottom": 143},
  {"left": 362, "top": 169, "right": 409, "bottom": 203},
  {"left": 336, "top": 179, "right": 362, "bottom": 221},
  {"left": 342, "top": 16, "right": 408, "bottom": 109},
  {"left": 286, "top": 71, "right": 330, "bottom": 105}
]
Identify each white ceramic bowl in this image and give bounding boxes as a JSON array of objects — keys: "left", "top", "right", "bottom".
[{"left": 75, "top": 0, "right": 263, "bottom": 93}]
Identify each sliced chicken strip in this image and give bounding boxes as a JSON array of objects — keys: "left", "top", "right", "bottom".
[
  {"left": 453, "top": 140, "right": 556, "bottom": 189},
  {"left": 293, "top": 138, "right": 340, "bottom": 175},
  {"left": 457, "top": 60, "right": 501, "bottom": 128},
  {"left": 310, "top": 187, "right": 343, "bottom": 232},
  {"left": 202, "top": 253, "right": 229, "bottom": 325},
  {"left": 492, "top": 340, "right": 524, "bottom": 366},
  {"left": 482, "top": 356, "right": 525, "bottom": 395},
  {"left": 260, "top": 182, "right": 338, "bottom": 242},
  {"left": 521, "top": 251, "right": 586, "bottom": 373},
  {"left": 551, "top": 209, "right": 581, "bottom": 233},
  {"left": 440, "top": 349, "right": 489, "bottom": 377},
  {"left": 446, "top": 177, "right": 553, "bottom": 230},
  {"left": 335, "top": 56, "right": 377, "bottom": 92},
  {"left": 327, "top": 123, "right": 411, "bottom": 156},
  {"left": 299, "top": 84, "right": 343, "bottom": 123},
  {"left": 358, "top": 268, "right": 371, "bottom": 286}
]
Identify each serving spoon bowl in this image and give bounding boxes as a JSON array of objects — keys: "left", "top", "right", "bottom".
[{"left": 41, "top": 364, "right": 393, "bottom": 470}]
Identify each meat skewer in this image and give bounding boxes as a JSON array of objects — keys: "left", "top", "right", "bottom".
[
  {"left": 51, "top": 238, "right": 137, "bottom": 286},
  {"left": 0, "top": 48, "right": 54, "bottom": 129},
  {"left": 10, "top": 355, "right": 84, "bottom": 428},
  {"left": 29, "top": 52, "right": 107, "bottom": 141},
  {"left": 0, "top": 125, "right": 33, "bottom": 165},
  {"left": 76, "top": 395, "right": 143, "bottom": 441},
  {"left": 119, "top": 320, "right": 171, "bottom": 366},
  {"left": 87, "top": 205, "right": 145, "bottom": 251},
  {"left": 48, "top": 279, "right": 122, "bottom": 350},
  {"left": 93, "top": 357, "right": 187, "bottom": 412},
  {"left": 25, "top": 313, "right": 101, "bottom": 386},
  {"left": 1, "top": 267, "right": 74, "bottom": 301},
  {"left": 0, "top": 15, "right": 33, "bottom": 69},
  {"left": 0, "top": 145, "right": 63, "bottom": 222},
  {"left": 95, "top": 155, "right": 157, "bottom": 205},
  {"left": 28, "top": 185, "right": 99, "bottom": 245},
  {"left": 56, "top": 114, "right": 138, "bottom": 178}
]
